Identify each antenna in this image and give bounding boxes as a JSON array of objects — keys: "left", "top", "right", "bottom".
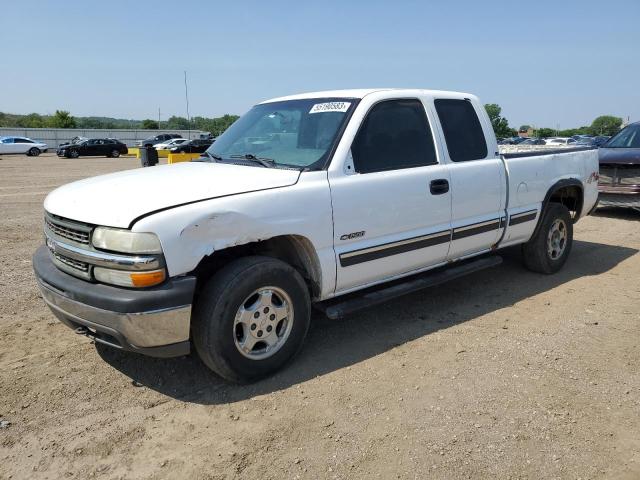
[{"left": 184, "top": 71, "right": 191, "bottom": 140}]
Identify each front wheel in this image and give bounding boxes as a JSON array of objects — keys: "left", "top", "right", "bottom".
[
  {"left": 69, "top": 150, "right": 80, "bottom": 158},
  {"left": 192, "top": 256, "right": 311, "bottom": 383},
  {"left": 109, "top": 149, "right": 120, "bottom": 158},
  {"left": 522, "top": 203, "right": 573, "bottom": 274},
  {"left": 27, "top": 147, "right": 40, "bottom": 157}
]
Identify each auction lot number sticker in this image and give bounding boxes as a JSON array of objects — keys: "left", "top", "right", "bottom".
[{"left": 309, "top": 102, "right": 351, "bottom": 114}]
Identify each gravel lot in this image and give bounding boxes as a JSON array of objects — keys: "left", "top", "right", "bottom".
[{"left": 1, "top": 153, "right": 639, "bottom": 480}]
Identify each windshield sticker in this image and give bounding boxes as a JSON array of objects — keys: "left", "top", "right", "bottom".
[{"left": 309, "top": 102, "right": 351, "bottom": 114}]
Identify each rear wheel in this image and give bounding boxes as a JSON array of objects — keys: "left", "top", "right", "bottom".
[
  {"left": 522, "top": 203, "right": 573, "bottom": 274},
  {"left": 110, "top": 149, "right": 120, "bottom": 158},
  {"left": 192, "top": 256, "right": 311, "bottom": 383},
  {"left": 27, "top": 147, "right": 40, "bottom": 157}
]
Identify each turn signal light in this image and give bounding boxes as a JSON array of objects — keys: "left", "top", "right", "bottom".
[
  {"left": 94, "top": 267, "right": 166, "bottom": 288},
  {"left": 130, "top": 270, "right": 166, "bottom": 288}
]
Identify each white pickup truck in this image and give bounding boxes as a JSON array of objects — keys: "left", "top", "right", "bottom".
[{"left": 34, "top": 89, "right": 599, "bottom": 382}]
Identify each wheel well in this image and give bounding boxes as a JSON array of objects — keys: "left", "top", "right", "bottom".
[
  {"left": 191, "top": 235, "right": 322, "bottom": 299},
  {"left": 548, "top": 184, "right": 583, "bottom": 221}
]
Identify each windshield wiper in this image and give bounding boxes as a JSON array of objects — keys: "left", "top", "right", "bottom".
[
  {"left": 229, "top": 153, "right": 276, "bottom": 168},
  {"left": 200, "top": 151, "right": 222, "bottom": 162}
]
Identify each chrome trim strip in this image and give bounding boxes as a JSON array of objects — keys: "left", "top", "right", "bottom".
[
  {"left": 46, "top": 235, "right": 163, "bottom": 271},
  {"left": 340, "top": 230, "right": 451, "bottom": 259},
  {"left": 37, "top": 279, "right": 190, "bottom": 348}
]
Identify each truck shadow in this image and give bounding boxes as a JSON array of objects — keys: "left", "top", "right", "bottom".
[
  {"left": 592, "top": 207, "right": 640, "bottom": 221},
  {"left": 97, "top": 239, "right": 637, "bottom": 405}
]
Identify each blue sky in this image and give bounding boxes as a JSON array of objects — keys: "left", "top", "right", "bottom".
[{"left": 2, "top": 0, "right": 639, "bottom": 129}]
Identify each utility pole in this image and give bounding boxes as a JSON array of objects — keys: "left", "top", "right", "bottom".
[
  {"left": 184, "top": 71, "right": 191, "bottom": 139},
  {"left": 158, "top": 107, "right": 161, "bottom": 130}
]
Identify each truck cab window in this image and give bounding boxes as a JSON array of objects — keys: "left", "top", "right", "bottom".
[
  {"left": 434, "top": 99, "right": 488, "bottom": 162},
  {"left": 351, "top": 99, "right": 437, "bottom": 174}
]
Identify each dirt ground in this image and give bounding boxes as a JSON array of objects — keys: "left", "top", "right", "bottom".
[{"left": 1, "top": 152, "right": 639, "bottom": 480}]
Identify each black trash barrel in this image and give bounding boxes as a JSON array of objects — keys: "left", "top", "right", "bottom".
[{"left": 140, "top": 145, "right": 159, "bottom": 167}]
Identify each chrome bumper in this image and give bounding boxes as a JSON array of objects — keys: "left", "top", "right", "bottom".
[
  {"left": 33, "top": 246, "right": 194, "bottom": 358},
  {"left": 38, "top": 279, "right": 190, "bottom": 346}
]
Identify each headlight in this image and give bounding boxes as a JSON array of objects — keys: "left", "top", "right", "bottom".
[
  {"left": 94, "top": 267, "right": 166, "bottom": 288},
  {"left": 92, "top": 227, "right": 162, "bottom": 254}
]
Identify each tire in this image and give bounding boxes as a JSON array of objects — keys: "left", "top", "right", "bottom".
[
  {"left": 69, "top": 150, "right": 80, "bottom": 159},
  {"left": 522, "top": 203, "right": 573, "bottom": 274},
  {"left": 192, "top": 256, "right": 311, "bottom": 383},
  {"left": 110, "top": 149, "right": 120, "bottom": 158},
  {"left": 27, "top": 147, "right": 40, "bottom": 157}
]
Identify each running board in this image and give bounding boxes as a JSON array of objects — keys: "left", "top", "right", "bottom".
[{"left": 316, "top": 255, "right": 503, "bottom": 320}]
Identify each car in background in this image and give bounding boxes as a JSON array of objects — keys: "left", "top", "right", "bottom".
[
  {"left": 57, "top": 138, "right": 128, "bottom": 158},
  {"left": 153, "top": 138, "right": 189, "bottom": 150},
  {"left": 0, "top": 136, "right": 48, "bottom": 156},
  {"left": 498, "top": 136, "right": 527, "bottom": 145},
  {"left": 169, "top": 138, "right": 213, "bottom": 154},
  {"left": 574, "top": 136, "right": 609, "bottom": 148},
  {"left": 597, "top": 122, "right": 640, "bottom": 211},
  {"left": 58, "top": 136, "right": 89, "bottom": 147},
  {"left": 138, "top": 133, "right": 182, "bottom": 147},
  {"left": 521, "top": 138, "right": 546, "bottom": 145},
  {"left": 571, "top": 134, "right": 594, "bottom": 141},
  {"left": 545, "top": 137, "right": 577, "bottom": 146}
]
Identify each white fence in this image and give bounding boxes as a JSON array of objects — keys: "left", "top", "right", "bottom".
[{"left": 0, "top": 128, "right": 208, "bottom": 148}]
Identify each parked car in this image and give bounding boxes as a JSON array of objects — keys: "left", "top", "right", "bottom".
[
  {"left": 139, "top": 134, "right": 182, "bottom": 147},
  {"left": 545, "top": 137, "right": 577, "bottom": 146},
  {"left": 34, "top": 88, "right": 599, "bottom": 383},
  {"left": 574, "top": 136, "right": 609, "bottom": 148},
  {"left": 597, "top": 122, "right": 640, "bottom": 211},
  {"left": 58, "top": 136, "right": 88, "bottom": 147},
  {"left": 153, "top": 138, "right": 189, "bottom": 150},
  {"left": 169, "top": 138, "right": 213, "bottom": 153},
  {"left": 571, "top": 134, "right": 594, "bottom": 141},
  {"left": 521, "top": 138, "right": 546, "bottom": 145},
  {"left": 57, "top": 138, "right": 128, "bottom": 158},
  {"left": 498, "top": 137, "right": 527, "bottom": 145},
  {"left": 0, "top": 136, "right": 48, "bottom": 156}
]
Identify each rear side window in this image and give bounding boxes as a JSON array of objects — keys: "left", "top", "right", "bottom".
[
  {"left": 351, "top": 99, "right": 437, "bottom": 174},
  {"left": 434, "top": 99, "right": 488, "bottom": 162}
]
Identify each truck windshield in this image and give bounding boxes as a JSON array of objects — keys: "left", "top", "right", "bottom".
[
  {"left": 604, "top": 124, "right": 640, "bottom": 148},
  {"left": 206, "top": 98, "right": 356, "bottom": 169}
]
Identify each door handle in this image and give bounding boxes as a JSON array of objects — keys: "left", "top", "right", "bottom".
[{"left": 430, "top": 179, "right": 449, "bottom": 195}]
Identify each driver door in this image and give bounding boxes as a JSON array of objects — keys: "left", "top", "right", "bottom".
[{"left": 330, "top": 98, "right": 452, "bottom": 292}]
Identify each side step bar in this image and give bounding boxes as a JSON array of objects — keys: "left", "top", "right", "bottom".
[{"left": 316, "top": 255, "right": 503, "bottom": 320}]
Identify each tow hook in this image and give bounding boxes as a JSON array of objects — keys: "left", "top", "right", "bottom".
[{"left": 74, "top": 326, "right": 89, "bottom": 335}]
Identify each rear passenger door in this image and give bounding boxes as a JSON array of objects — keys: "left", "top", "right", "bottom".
[
  {"left": 330, "top": 98, "right": 452, "bottom": 292},
  {"left": 433, "top": 99, "right": 505, "bottom": 259}
]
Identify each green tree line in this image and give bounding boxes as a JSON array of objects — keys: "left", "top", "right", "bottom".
[
  {"left": 1, "top": 106, "right": 623, "bottom": 139},
  {"left": 0, "top": 110, "right": 239, "bottom": 136},
  {"left": 484, "top": 104, "right": 624, "bottom": 138}
]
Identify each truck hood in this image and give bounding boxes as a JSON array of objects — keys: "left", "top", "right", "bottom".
[
  {"left": 599, "top": 148, "right": 640, "bottom": 165},
  {"left": 44, "top": 162, "right": 301, "bottom": 228}
]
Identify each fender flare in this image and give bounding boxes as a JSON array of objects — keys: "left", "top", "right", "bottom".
[{"left": 531, "top": 178, "right": 583, "bottom": 239}]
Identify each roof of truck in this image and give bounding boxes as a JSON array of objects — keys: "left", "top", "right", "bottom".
[{"left": 260, "top": 88, "right": 475, "bottom": 104}]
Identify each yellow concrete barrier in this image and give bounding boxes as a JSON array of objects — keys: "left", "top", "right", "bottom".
[
  {"left": 156, "top": 149, "right": 171, "bottom": 158},
  {"left": 125, "top": 147, "right": 140, "bottom": 158},
  {"left": 168, "top": 152, "right": 201, "bottom": 164}
]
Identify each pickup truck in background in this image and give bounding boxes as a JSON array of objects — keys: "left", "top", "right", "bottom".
[
  {"left": 597, "top": 121, "right": 640, "bottom": 211},
  {"left": 33, "top": 89, "right": 599, "bottom": 382}
]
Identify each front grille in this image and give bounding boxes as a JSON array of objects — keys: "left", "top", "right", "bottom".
[
  {"left": 53, "top": 252, "right": 89, "bottom": 272},
  {"left": 619, "top": 167, "right": 640, "bottom": 185},
  {"left": 599, "top": 166, "right": 640, "bottom": 186},
  {"left": 45, "top": 215, "right": 91, "bottom": 244},
  {"left": 599, "top": 166, "right": 614, "bottom": 185}
]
